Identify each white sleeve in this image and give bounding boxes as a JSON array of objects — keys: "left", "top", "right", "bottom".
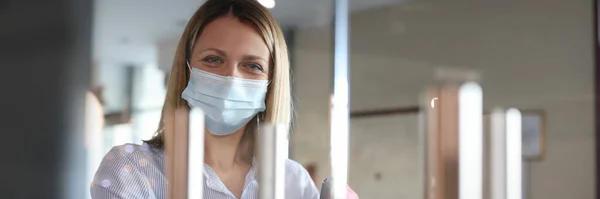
[
  {"left": 284, "top": 159, "right": 320, "bottom": 199},
  {"left": 301, "top": 169, "right": 320, "bottom": 199}
]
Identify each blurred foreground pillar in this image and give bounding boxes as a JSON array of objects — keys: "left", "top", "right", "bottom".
[{"left": 0, "top": 0, "right": 92, "bottom": 198}]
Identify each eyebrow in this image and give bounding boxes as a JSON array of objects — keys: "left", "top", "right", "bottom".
[
  {"left": 198, "top": 48, "right": 226, "bottom": 57},
  {"left": 242, "top": 55, "right": 268, "bottom": 64},
  {"left": 198, "top": 48, "right": 268, "bottom": 63}
]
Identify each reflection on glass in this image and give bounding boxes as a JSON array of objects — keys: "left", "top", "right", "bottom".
[
  {"left": 90, "top": 0, "right": 330, "bottom": 198},
  {"left": 88, "top": 0, "right": 595, "bottom": 198}
]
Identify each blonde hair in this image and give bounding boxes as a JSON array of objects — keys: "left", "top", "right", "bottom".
[{"left": 145, "top": 0, "right": 292, "bottom": 163}]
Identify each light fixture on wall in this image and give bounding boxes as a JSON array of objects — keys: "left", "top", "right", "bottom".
[
  {"left": 257, "top": 0, "right": 275, "bottom": 9},
  {"left": 430, "top": 97, "right": 438, "bottom": 108}
]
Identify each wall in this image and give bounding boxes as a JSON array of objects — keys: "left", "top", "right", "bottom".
[
  {"left": 291, "top": 0, "right": 594, "bottom": 198},
  {"left": 97, "top": 63, "right": 127, "bottom": 113},
  {"left": 157, "top": 36, "right": 180, "bottom": 73}
]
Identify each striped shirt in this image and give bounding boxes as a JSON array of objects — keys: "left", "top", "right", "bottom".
[{"left": 91, "top": 143, "right": 319, "bottom": 199}]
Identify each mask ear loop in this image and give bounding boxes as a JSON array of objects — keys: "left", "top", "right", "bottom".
[
  {"left": 186, "top": 60, "right": 192, "bottom": 73},
  {"left": 256, "top": 114, "right": 261, "bottom": 132},
  {"left": 253, "top": 114, "right": 261, "bottom": 168}
]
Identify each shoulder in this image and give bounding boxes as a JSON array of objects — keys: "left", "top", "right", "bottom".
[
  {"left": 90, "top": 143, "right": 165, "bottom": 198},
  {"left": 95, "top": 143, "right": 163, "bottom": 172},
  {"left": 284, "top": 159, "right": 319, "bottom": 199},
  {"left": 284, "top": 159, "right": 310, "bottom": 179}
]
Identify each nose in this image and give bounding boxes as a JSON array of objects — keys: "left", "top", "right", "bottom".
[
  {"left": 212, "top": 61, "right": 240, "bottom": 77},
  {"left": 221, "top": 66, "right": 236, "bottom": 77}
]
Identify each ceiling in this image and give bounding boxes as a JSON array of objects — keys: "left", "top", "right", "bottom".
[{"left": 93, "top": 0, "right": 406, "bottom": 67}]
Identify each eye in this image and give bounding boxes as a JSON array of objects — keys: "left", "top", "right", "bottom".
[
  {"left": 202, "top": 56, "right": 224, "bottom": 65},
  {"left": 246, "top": 63, "right": 264, "bottom": 72}
]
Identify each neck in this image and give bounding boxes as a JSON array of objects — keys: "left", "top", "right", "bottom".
[{"left": 204, "top": 127, "right": 247, "bottom": 171}]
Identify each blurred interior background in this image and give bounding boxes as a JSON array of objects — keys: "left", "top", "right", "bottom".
[
  {"left": 1, "top": 0, "right": 593, "bottom": 198},
  {"left": 90, "top": 0, "right": 594, "bottom": 198}
]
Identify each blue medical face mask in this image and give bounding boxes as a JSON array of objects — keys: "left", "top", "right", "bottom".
[{"left": 181, "top": 66, "right": 269, "bottom": 136}]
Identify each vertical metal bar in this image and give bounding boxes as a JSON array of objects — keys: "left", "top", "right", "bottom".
[
  {"left": 166, "top": 107, "right": 190, "bottom": 199},
  {"left": 166, "top": 107, "right": 206, "bottom": 199},
  {"left": 505, "top": 109, "right": 522, "bottom": 199},
  {"left": 458, "top": 83, "right": 483, "bottom": 199},
  {"left": 440, "top": 84, "right": 460, "bottom": 199},
  {"left": 522, "top": 162, "right": 530, "bottom": 199},
  {"left": 331, "top": 0, "right": 349, "bottom": 197},
  {"left": 422, "top": 87, "right": 442, "bottom": 199},
  {"left": 258, "top": 125, "right": 275, "bottom": 199},
  {"left": 422, "top": 82, "right": 484, "bottom": 199},
  {"left": 275, "top": 125, "right": 288, "bottom": 199},
  {"left": 258, "top": 124, "right": 288, "bottom": 199},
  {"left": 487, "top": 108, "right": 522, "bottom": 199},
  {"left": 188, "top": 108, "right": 205, "bottom": 199},
  {"left": 489, "top": 108, "right": 506, "bottom": 199}
]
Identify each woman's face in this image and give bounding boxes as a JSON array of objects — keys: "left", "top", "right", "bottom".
[{"left": 190, "top": 15, "right": 270, "bottom": 80}]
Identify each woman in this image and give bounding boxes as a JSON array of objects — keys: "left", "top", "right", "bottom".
[{"left": 91, "top": 0, "right": 318, "bottom": 198}]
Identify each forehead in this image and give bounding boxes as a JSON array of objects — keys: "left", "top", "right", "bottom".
[{"left": 193, "top": 16, "right": 270, "bottom": 59}]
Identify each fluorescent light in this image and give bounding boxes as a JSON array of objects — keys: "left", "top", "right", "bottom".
[
  {"left": 505, "top": 109, "right": 522, "bottom": 199},
  {"left": 459, "top": 82, "right": 483, "bottom": 199},
  {"left": 258, "top": 0, "right": 276, "bottom": 9}
]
